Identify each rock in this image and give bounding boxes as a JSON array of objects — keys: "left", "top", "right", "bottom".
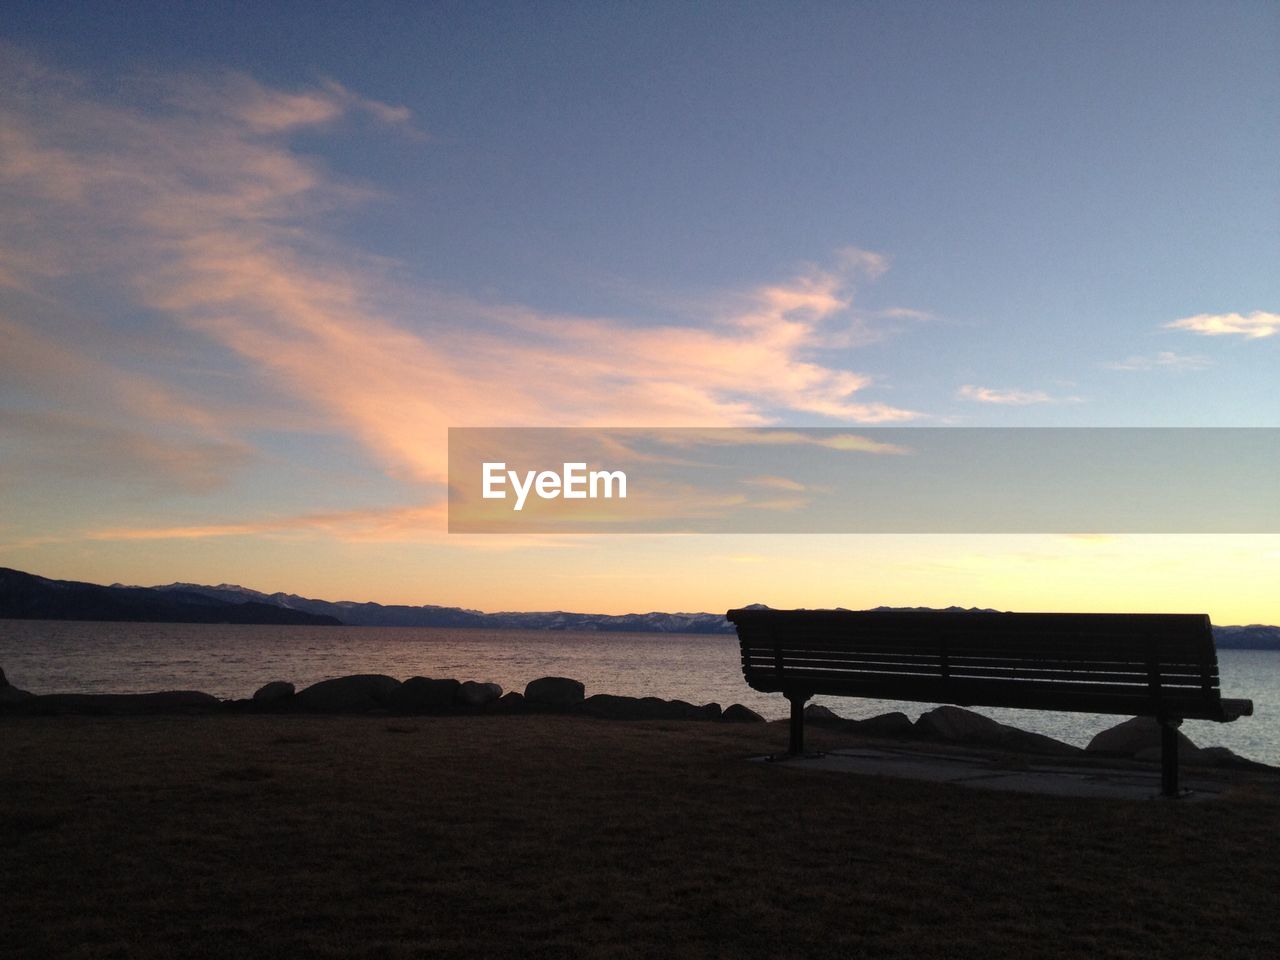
[
  {"left": 0, "top": 666, "right": 34, "bottom": 705},
  {"left": 524, "top": 676, "right": 585, "bottom": 708},
  {"left": 483, "top": 692, "right": 527, "bottom": 714},
  {"left": 1199, "top": 746, "right": 1275, "bottom": 771},
  {"left": 389, "top": 677, "right": 461, "bottom": 713},
  {"left": 457, "top": 681, "right": 503, "bottom": 708},
  {"left": 0, "top": 685, "right": 36, "bottom": 705},
  {"left": 251, "top": 681, "right": 294, "bottom": 705},
  {"left": 1200, "top": 745, "right": 1236, "bottom": 766},
  {"left": 579, "top": 694, "right": 643, "bottom": 719},
  {"left": 1086, "top": 716, "right": 1205, "bottom": 763},
  {"left": 1134, "top": 743, "right": 1210, "bottom": 765},
  {"left": 10, "top": 691, "right": 220, "bottom": 715},
  {"left": 720, "top": 703, "right": 765, "bottom": 723},
  {"left": 804, "top": 704, "right": 844, "bottom": 724},
  {"left": 295, "top": 674, "right": 401, "bottom": 713},
  {"left": 914, "top": 706, "right": 1080, "bottom": 756},
  {"left": 848, "top": 711, "right": 914, "bottom": 738},
  {"left": 580, "top": 694, "right": 721, "bottom": 721}
]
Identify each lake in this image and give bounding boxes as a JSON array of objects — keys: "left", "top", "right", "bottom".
[{"left": 2, "top": 619, "right": 1276, "bottom": 766}]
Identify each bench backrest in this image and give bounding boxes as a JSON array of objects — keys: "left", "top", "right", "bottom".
[{"left": 726, "top": 609, "right": 1234, "bottom": 721}]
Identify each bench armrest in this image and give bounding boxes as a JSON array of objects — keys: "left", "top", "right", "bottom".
[{"left": 1221, "top": 698, "right": 1254, "bottom": 722}]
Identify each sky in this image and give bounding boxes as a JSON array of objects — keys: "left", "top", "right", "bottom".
[{"left": 1, "top": 1, "right": 1277, "bottom": 622}]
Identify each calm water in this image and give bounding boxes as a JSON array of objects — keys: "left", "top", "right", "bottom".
[{"left": 2, "top": 619, "right": 1277, "bottom": 766}]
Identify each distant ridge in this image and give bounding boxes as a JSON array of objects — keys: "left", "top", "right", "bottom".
[
  {"left": 1, "top": 567, "right": 1277, "bottom": 647},
  {"left": 147, "top": 581, "right": 734, "bottom": 634},
  {"left": 0, "top": 568, "right": 340, "bottom": 626}
]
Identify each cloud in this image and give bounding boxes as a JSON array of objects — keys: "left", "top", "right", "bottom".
[
  {"left": 1164, "top": 311, "right": 1279, "bottom": 340},
  {"left": 647, "top": 429, "right": 912, "bottom": 455},
  {"left": 84, "top": 502, "right": 446, "bottom": 543},
  {"left": 741, "top": 475, "right": 807, "bottom": 492},
  {"left": 0, "top": 48, "right": 923, "bottom": 540},
  {"left": 0, "top": 408, "right": 254, "bottom": 495},
  {"left": 1105, "top": 351, "right": 1211, "bottom": 372},
  {"left": 956, "top": 385, "right": 1079, "bottom": 405}
]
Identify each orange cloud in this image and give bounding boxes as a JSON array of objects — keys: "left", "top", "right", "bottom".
[
  {"left": 86, "top": 502, "right": 448, "bottom": 543},
  {"left": 0, "top": 49, "right": 924, "bottom": 540}
]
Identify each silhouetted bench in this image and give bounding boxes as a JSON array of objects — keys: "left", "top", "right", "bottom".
[{"left": 726, "top": 609, "right": 1252, "bottom": 797}]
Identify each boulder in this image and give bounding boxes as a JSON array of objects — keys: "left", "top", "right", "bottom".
[
  {"left": 483, "top": 691, "right": 528, "bottom": 714},
  {"left": 1199, "top": 746, "right": 1274, "bottom": 771},
  {"left": 0, "top": 667, "right": 35, "bottom": 705},
  {"left": 12, "top": 691, "right": 220, "bottom": 715},
  {"left": 457, "top": 681, "right": 503, "bottom": 708},
  {"left": 720, "top": 703, "right": 765, "bottom": 723},
  {"left": 295, "top": 674, "right": 401, "bottom": 713},
  {"left": 1134, "top": 743, "right": 1210, "bottom": 765},
  {"left": 1086, "top": 716, "right": 1205, "bottom": 763},
  {"left": 801, "top": 704, "right": 912, "bottom": 737},
  {"left": 524, "top": 676, "right": 585, "bottom": 708},
  {"left": 914, "top": 706, "right": 1080, "bottom": 756},
  {"left": 389, "top": 677, "right": 460, "bottom": 713},
  {"left": 848, "top": 711, "right": 915, "bottom": 738},
  {"left": 251, "top": 681, "right": 295, "bottom": 706},
  {"left": 804, "top": 704, "right": 844, "bottom": 724},
  {"left": 580, "top": 694, "right": 721, "bottom": 721}
]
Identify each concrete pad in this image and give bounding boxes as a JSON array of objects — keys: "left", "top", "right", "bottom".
[{"left": 751, "top": 746, "right": 1230, "bottom": 800}]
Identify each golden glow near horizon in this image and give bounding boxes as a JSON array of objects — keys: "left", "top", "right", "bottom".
[{"left": 11, "top": 533, "right": 1280, "bottom": 626}]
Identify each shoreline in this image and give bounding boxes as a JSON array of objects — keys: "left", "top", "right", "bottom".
[{"left": 5, "top": 667, "right": 1275, "bottom": 774}]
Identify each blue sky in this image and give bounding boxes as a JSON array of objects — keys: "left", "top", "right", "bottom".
[{"left": 1, "top": 2, "right": 1277, "bottom": 617}]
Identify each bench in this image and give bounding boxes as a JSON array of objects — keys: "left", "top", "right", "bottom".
[{"left": 726, "top": 608, "right": 1253, "bottom": 796}]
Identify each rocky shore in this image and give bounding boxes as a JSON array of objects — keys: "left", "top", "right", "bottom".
[{"left": 3, "top": 663, "right": 1268, "bottom": 770}]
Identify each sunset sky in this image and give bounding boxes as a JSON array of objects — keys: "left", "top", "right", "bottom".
[{"left": 2, "top": 2, "right": 1277, "bottom": 622}]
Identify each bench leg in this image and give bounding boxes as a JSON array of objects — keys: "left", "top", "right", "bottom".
[
  {"left": 1160, "top": 718, "right": 1182, "bottom": 798},
  {"left": 788, "top": 692, "right": 808, "bottom": 756}
]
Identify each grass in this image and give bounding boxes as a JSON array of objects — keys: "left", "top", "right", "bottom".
[{"left": 2, "top": 714, "right": 1279, "bottom": 959}]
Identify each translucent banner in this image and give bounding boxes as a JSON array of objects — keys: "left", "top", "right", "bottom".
[{"left": 447, "top": 428, "right": 1279, "bottom": 533}]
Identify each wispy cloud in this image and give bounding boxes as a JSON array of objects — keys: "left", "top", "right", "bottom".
[
  {"left": 1164, "top": 311, "right": 1279, "bottom": 340},
  {"left": 646, "top": 429, "right": 913, "bottom": 455},
  {"left": 1104, "top": 351, "right": 1211, "bottom": 372},
  {"left": 956, "top": 385, "right": 1080, "bottom": 406},
  {"left": 0, "top": 408, "right": 254, "bottom": 495},
  {"left": 84, "top": 502, "right": 446, "bottom": 543},
  {"left": 741, "top": 475, "right": 807, "bottom": 492},
  {"left": 0, "top": 48, "right": 922, "bottom": 518}
]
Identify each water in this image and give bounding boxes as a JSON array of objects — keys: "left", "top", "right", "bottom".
[{"left": 2, "top": 619, "right": 1277, "bottom": 766}]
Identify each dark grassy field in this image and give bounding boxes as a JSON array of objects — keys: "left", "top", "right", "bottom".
[{"left": 3, "top": 715, "right": 1278, "bottom": 959}]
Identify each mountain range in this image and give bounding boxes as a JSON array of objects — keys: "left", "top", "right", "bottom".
[
  {"left": 0, "top": 567, "right": 339, "bottom": 626},
  {"left": 1, "top": 566, "right": 1277, "bottom": 648}
]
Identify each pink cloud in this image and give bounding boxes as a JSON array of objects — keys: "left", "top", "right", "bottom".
[{"left": 0, "top": 50, "right": 923, "bottom": 538}]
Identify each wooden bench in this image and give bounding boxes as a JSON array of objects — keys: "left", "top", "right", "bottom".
[{"left": 726, "top": 608, "right": 1253, "bottom": 796}]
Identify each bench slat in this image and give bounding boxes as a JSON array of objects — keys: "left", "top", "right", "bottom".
[
  {"left": 741, "top": 645, "right": 1214, "bottom": 671},
  {"left": 743, "top": 659, "right": 1211, "bottom": 687},
  {"left": 736, "top": 630, "right": 1210, "bottom": 657},
  {"left": 740, "top": 651, "right": 1216, "bottom": 682},
  {"left": 732, "top": 634, "right": 1208, "bottom": 660}
]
